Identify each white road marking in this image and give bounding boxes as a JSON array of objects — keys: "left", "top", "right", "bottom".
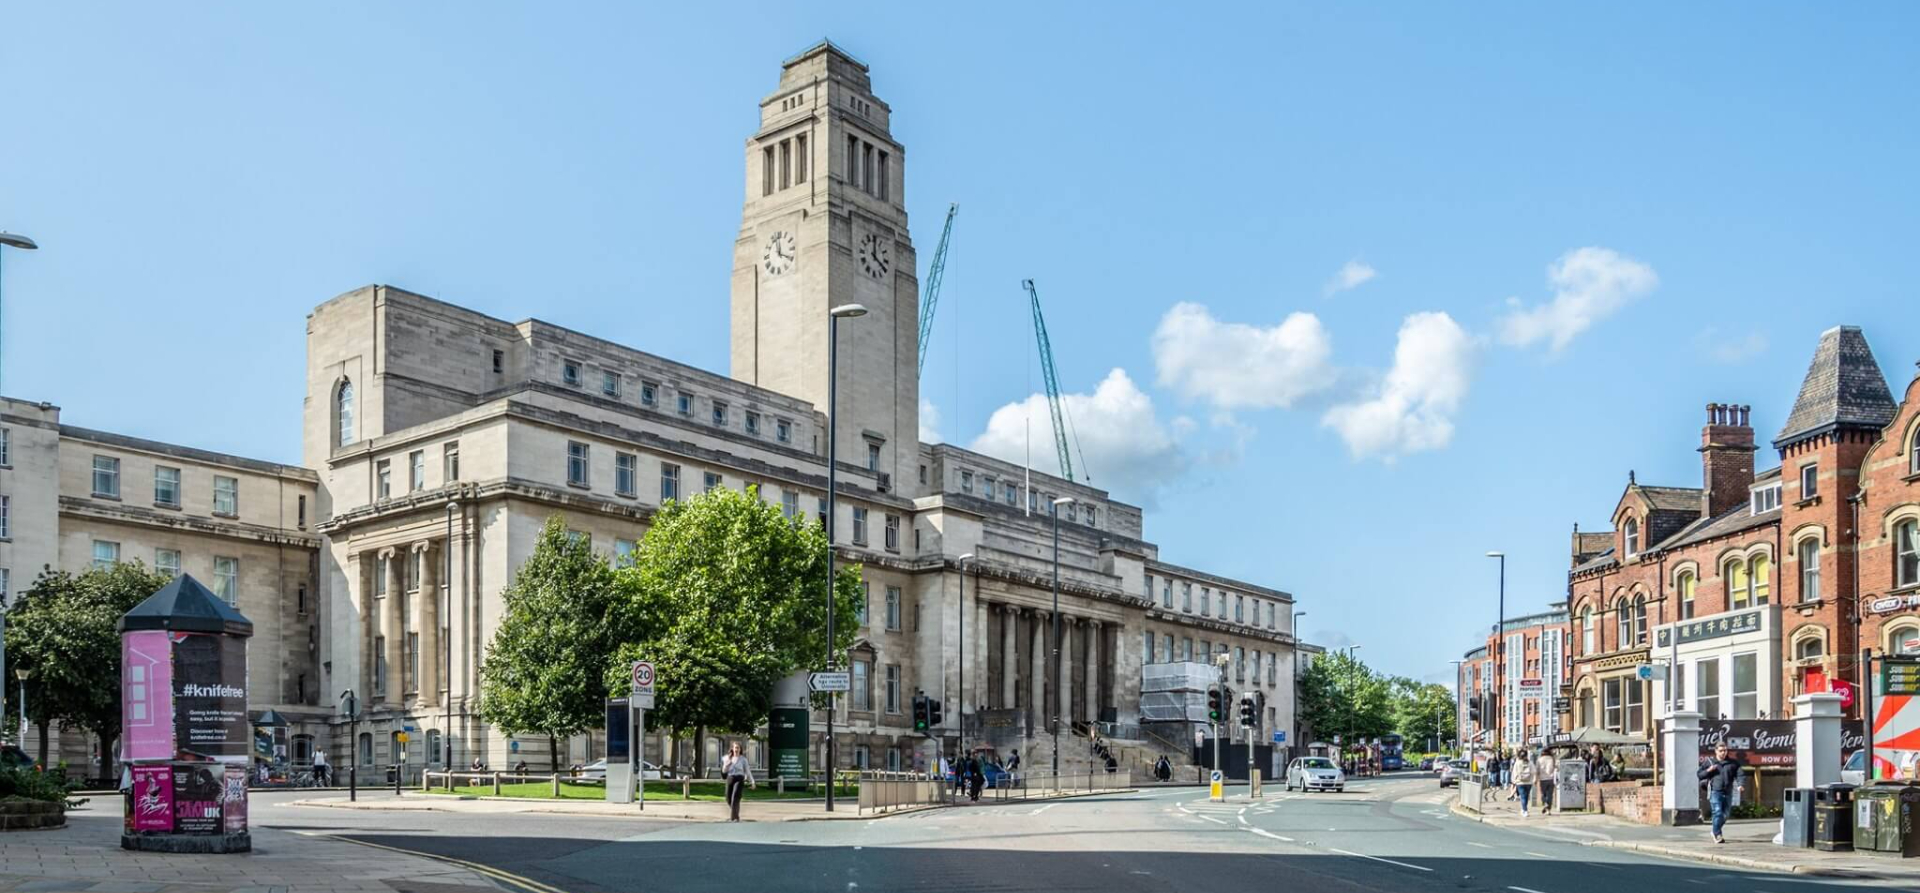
[
  {"left": 1237, "top": 813, "right": 1248, "bottom": 825},
  {"left": 1030, "top": 804, "right": 1057, "bottom": 816},
  {"left": 1525, "top": 852, "right": 1552, "bottom": 858},
  {"left": 1466, "top": 841, "right": 1494, "bottom": 849},
  {"left": 1249, "top": 828, "right": 1295, "bottom": 842},
  {"left": 1330, "top": 848, "right": 1433, "bottom": 872},
  {"left": 1199, "top": 815, "right": 1229, "bottom": 825},
  {"left": 1507, "top": 887, "right": 1547, "bottom": 893}
]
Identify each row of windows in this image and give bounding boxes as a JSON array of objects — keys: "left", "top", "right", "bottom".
[
  {"left": 846, "top": 135, "right": 890, "bottom": 200},
  {"left": 761, "top": 133, "right": 810, "bottom": 196},
  {"left": 90, "top": 542, "right": 248, "bottom": 604},
  {"left": 90, "top": 455, "right": 244, "bottom": 517},
  {"left": 1141, "top": 632, "right": 1283, "bottom": 687},
  {"left": 377, "top": 442, "right": 459, "bottom": 500},
  {"left": 553, "top": 366, "right": 796, "bottom": 445},
  {"left": 848, "top": 658, "right": 903, "bottom": 714},
  {"left": 1144, "top": 573, "right": 1281, "bottom": 632},
  {"left": 945, "top": 466, "right": 1102, "bottom": 528}
]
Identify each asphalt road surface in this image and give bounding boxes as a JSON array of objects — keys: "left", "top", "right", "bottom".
[{"left": 249, "top": 775, "right": 1909, "bottom": 893}]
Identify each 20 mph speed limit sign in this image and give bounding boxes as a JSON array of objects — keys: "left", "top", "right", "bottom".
[{"left": 631, "top": 660, "right": 656, "bottom": 708}]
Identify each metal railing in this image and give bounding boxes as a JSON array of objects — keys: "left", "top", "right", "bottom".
[{"left": 987, "top": 769, "right": 1134, "bottom": 803}]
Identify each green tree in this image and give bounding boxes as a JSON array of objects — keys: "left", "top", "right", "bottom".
[
  {"left": 1297, "top": 650, "right": 1393, "bottom": 746},
  {"left": 4, "top": 562, "right": 172, "bottom": 775},
  {"left": 478, "top": 518, "right": 645, "bottom": 772},
  {"left": 1390, "top": 678, "right": 1457, "bottom": 752},
  {"left": 608, "top": 485, "right": 861, "bottom": 776}
]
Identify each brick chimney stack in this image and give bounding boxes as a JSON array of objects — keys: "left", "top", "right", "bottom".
[{"left": 1699, "top": 402, "right": 1756, "bottom": 518}]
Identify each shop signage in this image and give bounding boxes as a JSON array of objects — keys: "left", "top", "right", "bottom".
[
  {"left": 1695, "top": 719, "right": 1866, "bottom": 768},
  {"left": 1882, "top": 657, "right": 1920, "bottom": 696},
  {"left": 1870, "top": 594, "right": 1920, "bottom": 615},
  {"left": 768, "top": 707, "right": 810, "bottom": 780},
  {"left": 1655, "top": 609, "right": 1763, "bottom": 648},
  {"left": 1516, "top": 678, "right": 1545, "bottom": 699}
]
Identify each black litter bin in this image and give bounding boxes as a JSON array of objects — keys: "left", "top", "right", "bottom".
[
  {"left": 1894, "top": 785, "right": 1920, "bottom": 858},
  {"left": 1814, "top": 784, "right": 1856, "bottom": 852},
  {"left": 1781, "top": 788, "right": 1815, "bottom": 848}
]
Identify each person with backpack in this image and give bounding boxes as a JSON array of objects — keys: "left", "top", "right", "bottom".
[{"left": 1510, "top": 748, "right": 1538, "bottom": 817}]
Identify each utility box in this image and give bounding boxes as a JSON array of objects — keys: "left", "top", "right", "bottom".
[
  {"left": 1856, "top": 785, "right": 1920, "bottom": 857},
  {"left": 1781, "top": 788, "right": 1814, "bottom": 848}
]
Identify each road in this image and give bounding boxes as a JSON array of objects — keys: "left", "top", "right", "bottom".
[{"left": 248, "top": 775, "right": 1907, "bottom": 893}]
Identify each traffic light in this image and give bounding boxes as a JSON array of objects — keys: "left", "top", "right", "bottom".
[
  {"left": 1468, "top": 695, "right": 1482, "bottom": 724},
  {"left": 927, "top": 698, "right": 944, "bottom": 728},
  {"left": 1238, "top": 694, "right": 1256, "bottom": 728},
  {"left": 1206, "top": 686, "right": 1223, "bottom": 722},
  {"left": 912, "top": 693, "right": 929, "bottom": 731}
]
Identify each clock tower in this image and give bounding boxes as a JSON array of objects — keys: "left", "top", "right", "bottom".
[{"left": 730, "top": 40, "right": 920, "bottom": 490}]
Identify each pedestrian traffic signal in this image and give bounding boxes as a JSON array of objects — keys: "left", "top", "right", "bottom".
[
  {"left": 912, "top": 694, "right": 930, "bottom": 731},
  {"left": 927, "top": 698, "right": 944, "bottom": 728},
  {"left": 1207, "top": 686, "right": 1223, "bottom": 722},
  {"left": 1238, "top": 694, "right": 1256, "bottom": 728},
  {"left": 1468, "top": 695, "right": 1482, "bottom": 724}
]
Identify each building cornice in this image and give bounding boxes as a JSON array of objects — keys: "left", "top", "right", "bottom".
[{"left": 60, "top": 497, "right": 321, "bottom": 549}]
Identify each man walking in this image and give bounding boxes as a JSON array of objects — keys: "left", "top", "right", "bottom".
[
  {"left": 1534, "top": 749, "right": 1557, "bottom": 815},
  {"left": 1698, "top": 743, "right": 1742, "bottom": 843}
]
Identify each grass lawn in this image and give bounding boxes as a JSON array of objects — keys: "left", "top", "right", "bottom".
[{"left": 420, "top": 779, "right": 856, "bottom": 802}]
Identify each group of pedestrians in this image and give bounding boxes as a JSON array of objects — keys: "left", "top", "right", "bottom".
[{"left": 946, "top": 751, "right": 988, "bottom": 802}]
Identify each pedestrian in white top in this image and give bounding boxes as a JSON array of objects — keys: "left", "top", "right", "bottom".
[
  {"left": 1534, "top": 750, "right": 1557, "bottom": 815},
  {"left": 722, "top": 740, "right": 756, "bottom": 822},
  {"left": 1511, "top": 749, "right": 1538, "bottom": 817}
]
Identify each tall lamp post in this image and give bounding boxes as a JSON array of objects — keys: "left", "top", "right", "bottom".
[
  {"left": 1447, "top": 658, "right": 1466, "bottom": 753},
  {"left": 1344, "top": 645, "right": 1362, "bottom": 750},
  {"left": 1049, "top": 496, "right": 1075, "bottom": 777},
  {"left": 14, "top": 667, "right": 29, "bottom": 750},
  {"left": 1289, "top": 610, "right": 1305, "bottom": 761},
  {"left": 1485, "top": 551, "right": 1506, "bottom": 750},
  {"left": 957, "top": 552, "right": 975, "bottom": 759},
  {"left": 823, "top": 303, "right": 867, "bottom": 811},
  {"left": 443, "top": 500, "right": 459, "bottom": 774},
  {"left": 0, "top": 232, "right": 38, "bottom": 395}
]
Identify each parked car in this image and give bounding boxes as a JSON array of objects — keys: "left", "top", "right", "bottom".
[
  {"left": 1284, "top": 756, "right": 1346, "bottom": 793},
  {"left": 576, "top": 758, "right": 665, "bottom": 781},
  {"left": 1438, "top": 761, "right": 1465, "bottom": 788},
  {"left": 946, "top": 760, "right": 1013, "bottom": 789},
  {"left": 1, "top": 744, "right": 31, "bottom": 770},
  {"left": 1842, "top": 749, "right": 1865, "bottom": 787}
]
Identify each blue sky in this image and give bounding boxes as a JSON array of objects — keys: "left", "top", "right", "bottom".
[{"left": 5, "top": 3, "right": 1919, "bottom": 683}]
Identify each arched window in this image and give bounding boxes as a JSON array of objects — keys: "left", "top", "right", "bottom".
[
  {"left": 1750, "top": 555, "right": 1770, "bottom": 606},
  {"left": 1890, "top": 623, "right": 1920, "bottom": 656},
  {"left": 1624, "top": 518, "right": 1640, "bottom": 558},
  {"left": 357, "top": 732, "right": 373, "bottom": 765},
  {"left": 1911, "top": 428, "right": 1920, "bottom": 475},
  {"left": 337, "top": 379, "right": 356, "bottom": 446},
  {"left": 1898, "top": 520, "right": 1920, "bottom": 589},
  {"left": 1614, "top": 597, "right": 1632, "bottom": 648},
  {"left": 1795, "top": 636, "right": 1824, "bottom": 661},
  {"left": 1632, "top": 594, "right": 1649, "bottom": 644},
  {"left": 1727, "top": 559, "right": 1751, "bottom": 609},
  {"left": 1798, "top": 539, "right": 1821, "bottom": 603},
  {"left": 1582, "top": 606, "right": 1595, "bottom": 654},
  {"left": 1678, "top": 571, "right": 1697, "bottom": 620},
  {"left": 425, "top": 730, "right": 443, "bottom": 766}
]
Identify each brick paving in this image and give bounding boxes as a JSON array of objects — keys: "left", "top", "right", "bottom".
[{"left": 0, "top": 806, "right": 495, "bottom": 893}]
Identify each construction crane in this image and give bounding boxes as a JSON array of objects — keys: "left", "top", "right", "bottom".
[
  {"left": 1023, "top": 278, "right": 1090, "bottom": 484},
  {"left": 915, "top": 203, "right": 959, "bottom": 375}
]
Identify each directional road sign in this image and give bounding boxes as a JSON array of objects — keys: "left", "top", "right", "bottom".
[{"left": 809, "top": 671, "right": 851, "bottom": 693}]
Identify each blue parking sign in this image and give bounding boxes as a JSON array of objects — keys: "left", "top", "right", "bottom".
[{"left": 1272, "top": 731, "right": 1286, "bottom": 744}]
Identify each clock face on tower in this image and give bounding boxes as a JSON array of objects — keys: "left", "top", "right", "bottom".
[
  {"left": 857, "top": 232, "right": 891, "bottom": 279},
  {"left": 762, "top": 230, "right": 796, "bottom": 276}
]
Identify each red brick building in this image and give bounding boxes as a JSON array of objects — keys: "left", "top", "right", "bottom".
[
  {"left": 1457, "top": 607, "right": 1572, "bottom": 749},
  {"left": 1565, "top": 326, "right": 1904, "bottom": 743}
]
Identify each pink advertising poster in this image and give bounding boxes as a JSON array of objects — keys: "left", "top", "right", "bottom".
[
  {"left": 129, "top": 764, "right": 173, "bottom": 832},
  {"left": 221, "top": 764, "right": 249, "bottom": 834},
  {"left": 122, "top": 631, "right": 174, "bottom": 761}
]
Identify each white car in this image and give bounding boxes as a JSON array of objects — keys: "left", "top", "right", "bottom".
[
  {"left": 1285, "top": 756, "right": 1346, "bottom": 793},
  {"left": 578, "top": 758, "right": 666, "bottom": 781},
  {"left": 1842, "top": 750, "right": 1865, "bottom": 787}
]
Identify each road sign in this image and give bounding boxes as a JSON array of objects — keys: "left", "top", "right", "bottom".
[
  {"left": 395, "top": 731, "right": 409, "bottom": 743},
  {"left": 632, "top": 690, "right": 655, "bottom": 710},
  {"left": 1210, "top": 769, "right": 1223, "bottom": 782},
  {"left": 631, "top": 660, "right": 655, "bottom": 693},
  {"left": 1272, "top": 730, "right": 1287, "bottom": 744},
  {"left": 809, "top": 671, "right": 851, "bottom": 693},
  {"left": 1516, "top": 678, "right": 1546, "bottom": 698},
  {"left": 1633, "top": 664, "right": 1667, "bottom": 681}
]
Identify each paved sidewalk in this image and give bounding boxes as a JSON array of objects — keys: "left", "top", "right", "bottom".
[
  {"left": 1452, "top": 789, "right": 1920, "bottom": 880},
  {"left": 0, "top": 802, "right": 497, "bottom": 893},
  {"left": 294, "top": 785, "right": 1135, "bottom": 822}
]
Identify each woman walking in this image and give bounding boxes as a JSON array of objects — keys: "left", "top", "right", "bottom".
[
  {"left": 1511, "top": 748, "right": 1538, "bottom": 817},
  {"left": 722, "top": 740, "right": 756, "bottom": 822}
]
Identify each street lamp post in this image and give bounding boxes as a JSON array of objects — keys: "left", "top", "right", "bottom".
[
  {"left": 444, "top": 500, "right": 459, "bottom": 777},
  {"left": 1344, "top": 645, "right": 1362, "bottom": 750},
  {"left": 1448, "top": 659, "right": 1466, "bottom": 754},
  {"left": 1289, "top": 610, "right": 1305, "bottom": 762},
  {"left": 340, "top": 689, "right": 358, "bottom": 801},
  {"left": 957, "top": 552, "right": 975, "bottom": 759},
  {"left": 1050, "top": 496, "right": 1074, "bottom": 778},
  {"left": 14, "top": 667, "right": 29, "bottom": 748},
  {"left": 823, "top": 303, "right": 867, "bottom": 811},
  {"left": 1486, "top": 551, "right": 1506, "bottom": 750},
  {"left": 0, "top": 232, "right": 38, "bottom": 395}
]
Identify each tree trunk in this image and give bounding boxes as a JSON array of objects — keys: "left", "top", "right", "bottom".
[
  {"left": 693, "top": 725, "right": 706, "bottom": 778},
  {"left": 670, "top": 729, "right": 682, "bottom": 775},
  {"left": 36, "top": 722, "right": 49, "bottom": 769},
  {"left": 548, "top": 732, "right": 560, "bottom": 774},
  {"left": 98, "top": 732, "right": 115, "bottom": 785}
]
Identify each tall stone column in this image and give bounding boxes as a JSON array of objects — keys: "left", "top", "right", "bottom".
[
  {"left": 975, "top": 598, "right": 990, "bottom": 717},
  {"left": 416, "top": 541, "right": 440, "bottom": 707},
  {"left": 1001, "top": 605, "right": 1019, "bottom": 709},
  {"left": 382, "top": 548, "right": 403, "bottom": 702},
  {"left": 358, "top": 552, "right": 375, "bottom": 701},
  {"left": 1086, "top": 620, "right": 1103, "bottom": 724},
  {"left": 1029, "top": 610, "right": 1048, "bottom": 735},
  {"left": 1060, "top": 615, "right": 1077, "bottom": 729}
]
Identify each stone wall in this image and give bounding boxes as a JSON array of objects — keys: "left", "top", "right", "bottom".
[{"left": 0, "top": 799, "right": 64, "bottom": 831}]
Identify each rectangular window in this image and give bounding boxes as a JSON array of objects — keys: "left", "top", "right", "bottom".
[
  {"left": 781, "top": 490, "right": 799, "bottom": 520},
  {"left": 884, "top": 514, "right": 899, "bottom": 551},
  {"left": 1199, "top": 588, "right": 1210, "bottom": 616},
  {"left": 877, "top": 151, "right": 890, "bottom": 200},
  {"left": 867, "top": 443, "right": 880, "bottom": 472},
  {"left": 567, "top": 442, "right": 590, "bottom": 487},
  {"left": 0, "top": 495, "right": 8, "bottom": 538},
  {"left": 1800, "top": 463, "right": 1818, "bottom": 499},
  {"left": 857, "top": 581, "right": 869, "bottom": 626},
  {"left": 1251, "top": 651, "right": 1261, "bottom": 685},
  {"left": 817, "top": 497, "right": 828, "bottom": 528},
  {"left": 602, "top": 370, "right": 619, "bottom": 397},
  {"left": 1235, "top": 646, "right": 1245, "bottom": 682},
  {"left": 1269, "top": 651, "right": 1278, "bottom": 685},
  {"left": 154, "top": 466, "right": 181, "bottom": 507},
  {"left": 853, "top": 660, "right": 872, "bottom": 711},
  {"left": 677, "top": 393, "right": 693, "bottom": 416},
  {"left": 1181, "top": 582, "right": 1191, "bottom": 612},
  {"left": 406, "top": 632, "right": 420, "bottom": 692},
  {"left": 1235, "top": 595, "right": 1245, "bottom": 623},
  {"left": 444, "top": 441, "right": 460, "bottom": 482},
  {"left": 1086, "top": 506, "right": 1096, "bottom": 527},
  {"left": 297, "top": 584, "right": 307, "bottom": 615},
  {"left": 562, "top": 361, "right": 582, "bottom": 386},
  {"left": 614, "top": 538, "right": 636, "bottom": 567},
  {"left": 1752, "top": 555, "right": 1770, "bottom": 605},
  {"left": 713, "top": 402, "right": 728, "bottom": 427},
  {"left": 1625, "top": 676, "right": 1645, "bottom": 732},
  {"left": 1005, "top": 482, "right": 1017, "bottom": 505},
  {"left": 745, "top": 411, "right": 760, "bottom": 436},
  {"left": 0, "top": 427, "right": 9, "bottom": 465},
  {"left": 93, "top": 539, "right": 120, "bottom": 569},
  {"left": 852, "top": 507, "right": 868, "bottom": 545},
  {"left": 1751, "top": 483, "right": 1782, "bottom": 514},
  {"left": 155, "top": 548, "right": 180, "bottom": 576},
  {"left": 795, "top": 134, "right": 808, "bottom": 183},
  {"left": 1065, "top": 503, "right": 1077, "bottom": 523},
  {"left": 615, "top": 452, "right": 637, "bottom": 497},
  {"left": 374, "top": 636, "right": 387, "bottom": 694},
  {"left": 660, "top": 463, "right": 680, "bottom": 501},
  {"left": 1728, "top": 560, "right": 1750, "bottom": 609},
  {"left": 1603, "top": 678, "right": 1622, "bottom": 732},
  {"left": 885, "top": 664, "right": 901, "bottom": 713},
  {"left": 960, "top": 470, "right": 973, "bottom": 493},
  {"left": 213, "top": 475, "right": 238, "bottom": 515},
  {"left": 885, "top": 586, "right": 902, "bottom": 630},
  {"left": 93, "top": 455, "right": 121, "bottom": 498},
  {"left": 1143, "top": 631, "right": 1157, "bottom": 664},
  {"left": 1732, "top": 652, "right": 1758, "bottom": 719},
  {"left": 375, "top": 554, "right": 388, "bottom": 597},
  {"left": 408, "top": 451, "right": 424, "bottom": 491},
  {"left": 406, "top": 549, "right": 421, "bottom": 591},
  {"left": 1199, "top": 640, "right": 1211, "bottom": 661},
  {"left": 762, "top": 145, "right": 774, "bottom": 196},
  {"left": 492, "top": 349, "right": 504, "bottom": 374},
  {"left": 377, "top": 460, "right": 392, "bottom": 498},
  {"left": 1181, "top": 638, "right": 1193, "bottom": 661},
  {"left": 704, "top": 471, "right": 722, "bottom": 493},
  {"left": 1145, "top": 574, "right": 1154, "bottom": 600},
  {"left": 776, "top": 419, "right": 792, "bottom": 443},
  {"left": 214, "top": 556, "right": 238, "bottom": 604},
  {"left": 641, "top": 382, "right": 658, "bottom": 408},
  {"left": 1799, "top": 539, "right": 1820, "bottom": 603},
  {"left": 779, "top": 139, "right": 791, "bottom": 189},
  {"left": 863, "top": 142, "right": 875, "bottom": 195},
  {"left": 1697, "top": 658, "right": 1721, "bottom": 720}
]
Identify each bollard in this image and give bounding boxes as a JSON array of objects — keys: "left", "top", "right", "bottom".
[
  {"left": 682, "top": 778, "right": 693, "bottom": 800},
  {"left": 776, "top": 777, "right": 785, "bottom": 795},
  {"left": 349, "top": 765, "right": 358, "bottom": 802},
  {"left": 492, "top": 771, "right": 503, "bottom": 797},
  {"left": 394, "top": 764, "right": 402, "bottom": 795},
  {"left": 552, "top": 772, "right": 562, "bottom": 798}
]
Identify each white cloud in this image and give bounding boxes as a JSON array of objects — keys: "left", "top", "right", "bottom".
[
  {"left": 919, "top": 397, "right": 941, "bottom": 442},
  {"left": 1323, "top": 259, "right": 1377, "bottom": 297},
  {"left": 1151, "top": 302, "right": 1336, "bottom": 410},
  {"left": 969, "top": 368, "right": 1186, "bottom": 505},
  {"left": 1496, "top": 247, "right": 1658, "bottom": 351},
  {"left": 1697, "top": 329, "right": 1769, "bottom": 365},
  {"left": 1322, "top": 311, "right": 1476, "bottom": 461}
]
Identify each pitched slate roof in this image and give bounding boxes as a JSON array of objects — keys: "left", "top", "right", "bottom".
[
  {"left": 1641, "top": 486, "right": 1704, "bottom": 512},
  {"left": 1775, "top": 326, "right": 1896, "bottom": 448},
  {"left": 1653, "top": 502, "right": 1780, "bottom": 552},
  {"left": 1572, "top": 547, "right": 1617, "bottom": 575}
]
